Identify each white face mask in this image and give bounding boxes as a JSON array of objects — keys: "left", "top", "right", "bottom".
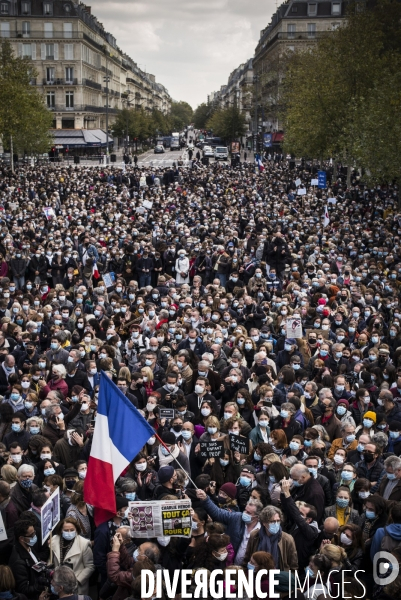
[{"left": 135, "top": 462, "right": 147, "bottom": 472}]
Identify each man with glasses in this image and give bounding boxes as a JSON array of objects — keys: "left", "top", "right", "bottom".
[{"left": 242, "top": 505, "right": 298, "bottom": 571}]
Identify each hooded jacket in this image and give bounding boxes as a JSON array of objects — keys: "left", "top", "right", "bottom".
[{"left": 370, "top": 523, "right": 401, "bottom": 560}]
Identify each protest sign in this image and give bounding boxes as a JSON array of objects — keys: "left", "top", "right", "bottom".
[
  {"left": 199, "top": 440, "right": 224, "bottom": 459},
  {"left": 129, "top": 499, "right": 192, "bottom": 538},
  {"left": 295, "top": 178, "right": 301, "bottom": 187},
  {"left": 311, "top": 178, "right": 319, "bottom": 186},
  {"left": 143, "top": 200, "right": 153, "bottom": 210},
  {"left": 102, "top": 272, "right": 115, "bottom": 289},
  {"left": 286, "top": 317, "right": 303, "bottom": 339},
  {"left": 159, "top": 408, "right": 175, "bottom": 420},
  {"left": 0, "top": 513, "right": 7, "bottom": 541},
  {"left": 41, "top": 487, "right": 60, "bottom": 544},
  {"left": 297, "top": 188, "right": 306, "bottom": 196},
  {"left": 229, "top": 433, "right": 249, "bottom": 455}
]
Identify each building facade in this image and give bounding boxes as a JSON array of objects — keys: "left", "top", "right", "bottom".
[
  {"left": 0, "top": 0, "right": 171, "bottom": 130},
  {"left": 253, "top": 0, "right": 347, "bottom": 132},
  {"left": 207, "top": 58, "right": 253, "bottom": 146}
]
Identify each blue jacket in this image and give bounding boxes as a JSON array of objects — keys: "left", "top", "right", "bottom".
[
  {"left": 370, "top": 524, "right": 401, "bottom": 561},
  {"left": 201, "top": 496, "right": 246, "bottom": 552}
]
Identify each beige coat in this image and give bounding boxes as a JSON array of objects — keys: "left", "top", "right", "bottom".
[{"left": 50, "top": 534, "right": 95, "bottom": 594}]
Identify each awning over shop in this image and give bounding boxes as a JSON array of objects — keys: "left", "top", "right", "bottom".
[
  {"left": 272, "top": 132, "right": 284, "bottom": 143},
  {"left": 50, "top": 129, "right": 113, "bottom": 149}
]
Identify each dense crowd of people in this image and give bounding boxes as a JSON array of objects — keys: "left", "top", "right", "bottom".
[{"left": 0, "top": 156, "right": 400, "bottom": 600}]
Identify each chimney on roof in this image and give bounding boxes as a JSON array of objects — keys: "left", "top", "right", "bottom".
[{"left": 84, "top": 5, "right": 91, "bottom": 14}]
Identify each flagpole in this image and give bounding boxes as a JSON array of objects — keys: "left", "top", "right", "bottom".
[{"left": 155, "top": 432, "right": 198, "bottom": 489}]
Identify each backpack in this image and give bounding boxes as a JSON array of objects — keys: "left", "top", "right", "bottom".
[
  {"left": 294, "top": 408, "right": 310, "bottom": 431},
  {"left": 380, "top": 526, "right": 401, "bottom": 554}
]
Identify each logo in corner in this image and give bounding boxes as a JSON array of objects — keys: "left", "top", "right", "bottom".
[{"left": 373, "top": 551, "right": 400, "bottom": 586}]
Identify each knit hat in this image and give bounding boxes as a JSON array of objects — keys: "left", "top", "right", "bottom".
[
  {"left": 318, "top": 298, "right": 327, "bottom": 305},
  {"left": 363, "top": 411, "right": 377, "bottom": 423},
  {"left": 337, "top": 399, "right": 349, "bottom": 408},
  {"left": 389, "top": 420, "right": 401, "bottom": 431},
  {"left": 161, "top": 432, "right": 176, "bottom": 445},
  {"left": 158, "top": 465, "right": 175, "bottom": 484},
  {"left": 219, "top": 482, "right": 237, "bottom": 499}
]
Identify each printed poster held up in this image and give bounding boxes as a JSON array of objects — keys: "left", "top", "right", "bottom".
[
  {"left": 128, "top": 499, "right": 192, "bottom": 538},
  {"left": 286, "top": 317, "right": 303, "bottom": 339}
]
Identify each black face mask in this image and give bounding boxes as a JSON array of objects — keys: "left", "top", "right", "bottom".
[
  {"left": 65, "top": 479, "right": 76, "bottom": 490},
  {"left": 172, "top": 425, "right": 182, "bottom": 433},
  {"left": 364, "top": 452, "right": 375, "bottom": 463}
]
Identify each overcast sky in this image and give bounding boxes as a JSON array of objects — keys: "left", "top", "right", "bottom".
[{"left": 92, "top": 0, "right": 277, "bottom": 109}]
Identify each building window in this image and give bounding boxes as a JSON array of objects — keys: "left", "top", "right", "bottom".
[
  {"left": 45, "top": 43, "right": 54, "bottom": 59},
  {"left": 46, "top": 67, "right": 55, "bottom": 83},
  {"left": 0, "top": 3, "right": 9, "bottom": 14},
  {"left": 66, "top": 91, "right": 74, "bottom": 108},
  {"left": 22, "top": 43, "right": 32, "bottom": 57},
  {"left": 62, "top": 118, "right": 74, "bottom": 128},
  {"left": 22, "top": 21, "right": 30, "bottom": 36},
  {"left": 65, "top": 67, "right": 73, "bottom": 83},
  {"left": 43, "top": 2, "right": 52, "bottom": 15},
  {"left": 46, "top": 91, "right": 55, "bottom": 108},
  {"left": 0, "top": 22, "right": 10, "bottom": 37},
  {"left": 332, "top": 2, "right": 341, "bottom": 14},
  {"left": 21, "top": 1, "right": 30, "bottom": 14},
  {"left": 63, "top": 22, "right": 72, "bottom": 38},
  {"left": 63, "top": 3, "right": 71, "bottom": 12},
  {"left": 331, "top": 22, "right": 340, "bottom": 29},
  {"left": 308, "top": 3, "right": 317, "bottom": 15},
  {"left": 308, "top": 23, "right": 316, "bottom": 37},
  {"left": 287, "top": 24, "right": 296, "bottom": 39},
  {"left": 44, "top": 23, "right": 53, "bottom": 38},
  {"left": 291, "top": 5, "right": 297, "bottom": 11},
  {"left": 288, "top": 45, "right": 295, "bottom": 51},
  {"left": 64, "top": 43, "right": 73, "bottom": 59}
]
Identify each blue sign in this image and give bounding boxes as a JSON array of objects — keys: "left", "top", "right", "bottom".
[
  {"left": 263, "top": 133, "right": 272, "bottom": 148},
  {"left": 318, "top": 171, "right": 327, "bottom": 189}
]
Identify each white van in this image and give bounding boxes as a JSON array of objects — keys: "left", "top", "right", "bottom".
[{"left": 214, "top": 146, "right": 228, "bottom": 160}]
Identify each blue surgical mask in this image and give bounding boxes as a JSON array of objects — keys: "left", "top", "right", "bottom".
[
  {"left": 268, "top": 522, "right": 280, "bottom": 535},
  {"left": 242, "top": 512, "right": 252, "bottom": 523},
  {"left": 224, "top": 412, "right": 231, "bottom": 420},
  {"left": 44, "top": 468, "right": 56, "bottom": 476},
  {"left": 125, "top": 492, "right": 136, "bottom": 501},
  {"left": 308, "top": 467, "right": 318, "bottom": 477},
  {"left": 30, "top": 427, "right": 40, "bottom": 435},
  {"left": 389, "top": 431, "right": 400, "bottom": 439},
  {"left": 62, "top": 531, "right": 76, "bottom": 541},
  {"left": 253, "top": 452, "right": 261, "bottom": 461},
  {"left": 386, "top": 473, "right": 396, "bottom": 480},
  {"left": 363, "top": 419, "right": 373, "bottom": 428},
  {"left": 337, "top": 406, "right": 346, "bottom": 416},
  {"left": 220, "top": 459, "right": 229, "bottom": 467},
  {"left": 239, "top": 476, "right": 252, "bottom": 487},
  {"left": 304, "top": 439, "right": 312, "bottom": 447},
  {"left": 247, "top": 562, "right": 255, "bottom": 570},
  {"left": 181, "top": 430, "right": 192, "bottom": 440},
  {"left": 11, "top": 423, "right": 21, "bottom": 432},
  {"left": 269, "top": 475, "right": 276, "bottom": 482},
  {"left": 280, "top": 410, "right": 289, "bottom": 419},
  {"left": 305, "top": 566, "right": 315, "bottom": 578},
  {"left": 341, "top": 471, "right": 354, "bottom": 481},
  {"left": 366, "top": 510, "right": 376, "bottom": 520},
  {"left": 208, "top": 427, "right": 217, "bottom": 435},
  {"left": 336, "top": 497, "right": 349, "bottom": 508}
]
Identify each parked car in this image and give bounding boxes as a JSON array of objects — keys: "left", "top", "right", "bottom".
[
  {"left": 203, "top": 146, "right": 214, "bottom": 158},
  {"left": 214, "top": 146, "right": 228, "bottom": 160}
]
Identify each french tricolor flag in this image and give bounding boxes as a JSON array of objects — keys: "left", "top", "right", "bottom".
[
  {"left": 84, "top": 372, "right": 155, "bottom": 525},
  {"left": 92, "top": 258, "right": 100, "bottom": 280}
]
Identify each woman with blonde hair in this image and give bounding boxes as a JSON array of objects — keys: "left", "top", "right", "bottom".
[
  {"left": 0, "top": 465, "right": 17, "bottom": 487},
  {"left": 140, "top": 366, "right": 160, "bottom": 396},
  {"left": 118, "top": 366, "right": 131, "bottom": 383},
  {"left": 320, "top": 543, "right": 348, "bottom": 568}
]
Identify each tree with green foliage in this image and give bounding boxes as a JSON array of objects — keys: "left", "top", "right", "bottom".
[
  {"left": 206, "top": 106, "right": 247, "bottom": 142},
  {"left": 169, "top": 101, "right": 193, "bottom": 131},
  {"left": 282, "top": 0, "right": 401, "bottom": 182},
  {"left": 0, "top": 40, "right": 53, "bottom": 157},
  {"left": 193, "top": 103, "right": 214, "bottom": 129}
]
